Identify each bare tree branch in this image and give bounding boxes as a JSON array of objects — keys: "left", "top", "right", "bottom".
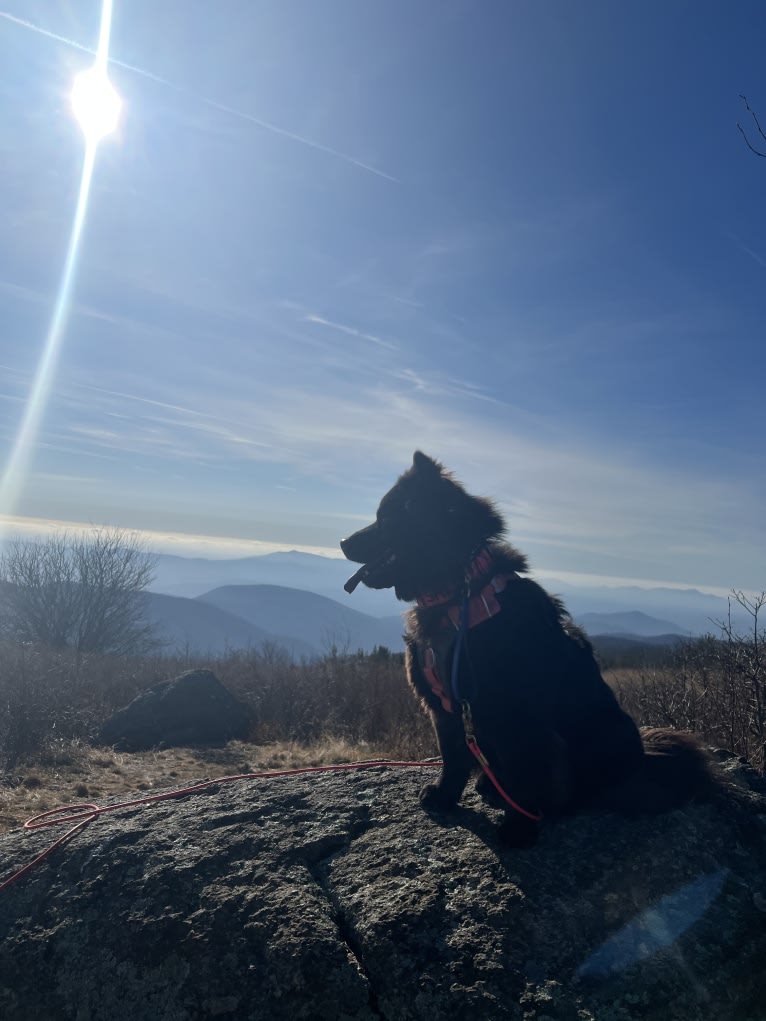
[
  {"left": 737, "top": 94, "right": 766, "bottom": 158},
  {"left": 0, "top": 528, "right": 159, "bottom": 655}
]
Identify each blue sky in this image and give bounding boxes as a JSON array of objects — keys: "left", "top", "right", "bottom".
[{"left": 0, "top": 0, "right": 764, "bottom": 593}]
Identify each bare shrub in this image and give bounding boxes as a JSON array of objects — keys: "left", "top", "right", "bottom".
[
  {"left": 0, "top": 527, "right": 158, "bottom": 656},
  {"left": 0, "top": 642, "right": 164, "bottom": 770},
  {"left": 210, "top": 644, "right": 435, "bottom": 760},
  {"left": 6, "top": 591, "right": 764, "bottom": 774},
  {"left": 0, "top": 638, "right": 435, "bottom": 769},
  {"left": 611, "top": 591, "right": 766, "bottom": 772}
]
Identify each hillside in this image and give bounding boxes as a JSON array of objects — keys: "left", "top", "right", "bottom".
[
  {"left": 197, "top": 584, "right": 405, "bottom": 656},
  {"left": 151, "top": 551, "right": 399, "bottom": 617},
  {"left": 577, "top": 610, "right": 686, "bottom": 638},
  {"left": 142, "top": 591, "right": 315, "bottom": 659}
]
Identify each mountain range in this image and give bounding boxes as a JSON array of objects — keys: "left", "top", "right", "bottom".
[
  {"left": 142, "top": 550, "right": 747, "bottom": 658},
  {"left": 143, "top": 584, "right": 403, "bottom": 658},
  {"left": 576, "top": 610, "right": 685, "bottom": 638},
  {"left": 150, "top": 551, "right": 398, "bottom": 616}
]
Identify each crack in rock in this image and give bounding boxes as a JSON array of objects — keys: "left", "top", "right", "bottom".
[
  {"left": 306, "top": 858, "right": 384, "bottom": 1020},
  {"left": 302, "top": 814, "right": 385, "bottom": 1020}
]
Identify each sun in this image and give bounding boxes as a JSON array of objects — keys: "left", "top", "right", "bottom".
[{"left": 70, "top": 65, "right": 121, "bottom": 143}]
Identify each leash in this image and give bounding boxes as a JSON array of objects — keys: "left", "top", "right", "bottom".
[
  {"left": 0, "top": 758, "right": 442, "bottom": 894},
  {"left": 451, "top": 588, "right": 543, "bottom": 824},
  {"left": 461, "top": 702, "right": 542, "bottom": 821}
]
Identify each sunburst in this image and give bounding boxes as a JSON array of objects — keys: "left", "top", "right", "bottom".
[
  {"left": 71, "top": 64, "right": 121, "bottom": 143},
  {"left": 0, "top": 0, "right": 121, "bottom": 533}
]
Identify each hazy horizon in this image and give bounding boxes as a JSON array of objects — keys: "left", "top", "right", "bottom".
[{"left": 0, "top": 510, "right": 754, "bottom": 601}]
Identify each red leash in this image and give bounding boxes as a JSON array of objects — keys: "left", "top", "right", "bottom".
[
  {"left": 0, "top": 759, "right": 442, "bottom": 893},
  {"left": 461, "top": 702, "right": 542, "bottom": 822},
  {"left": 419, "top": 551, "right": 543, "bottom": 825}
]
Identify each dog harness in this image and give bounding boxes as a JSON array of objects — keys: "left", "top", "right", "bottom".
[
  {"left": 415, "top": 548, "right": 543, "bottom": 823},
  {"left": 417, "top": 548, "right": 517, "bottom": 714}
]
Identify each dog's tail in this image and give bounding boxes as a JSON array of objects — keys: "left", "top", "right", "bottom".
[
  {"left": 594, "top": 727, "right": 719, "bottom": 815},
  {"left": 637, "top": 727, "right": 719, "bottom": 810}
]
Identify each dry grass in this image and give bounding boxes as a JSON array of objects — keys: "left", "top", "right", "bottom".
[
  {"left": 3, "top": 622, "right": 763, "bottom": 835},
  {"left": 603, "top": 667, "right": 645, "bottom": 691},
  {"left": 0, "top": 736, "right": 416, "bottom": 835}
]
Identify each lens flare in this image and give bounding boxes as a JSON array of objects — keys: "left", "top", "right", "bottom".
[{"left": 0, "top": 0, "right": 118, "bottom": 541}]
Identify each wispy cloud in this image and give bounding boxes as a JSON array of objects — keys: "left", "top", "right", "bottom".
[
  {"left": 738, "top": 242, "right": 766, "bottom": 270},
  {"left": 195, "top": 381, "right": 761, "bottom": 585},
  {"left": 7, "top": 339, "right": 760, "bottom": 589},
  {"left": 61, "top": 372, "right": 751, "bottom": 569},
  {"left": 303, "top": 314, "right": 398, "bottom": 351},
  {"left": 0, "top": 512, "right": 342, "bottom": 560},
  {"left": 723, "top": 230, "right": 766, "bottom": 271},
  {"left": 70, "top": 381, "right": 246, "bottom": 426}
]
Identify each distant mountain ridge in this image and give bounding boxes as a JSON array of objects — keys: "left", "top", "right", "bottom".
[
  {"left": 151, "top": 551, "right": 399, "bottom": 617},
  {"left": 550, "top": 580, "right": 738, "bottom": 635},
  {"left": 1, "top": 548, "right": 736, "bottom": 658},
  {"left": 576, "top": 610, "right": 687, "bottom": 638},
  {"left": 143, "top": 591, "right": 317, "bottom": 659},
  {"left": 149, "top": 550, "right": 748, "bottom": 642},
  {"left": 142, "top": 585, "right": 405, "bottom": 658},
  {"left": 197, "top": 584, "right": 405, "bottom": 656},
  {"left": 145, "top": 585, "right": 697, "bottom": 661}
]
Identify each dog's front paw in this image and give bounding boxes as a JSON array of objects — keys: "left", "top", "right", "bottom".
[
  {"left": 497, "top": 813, "right": 539, "bottom": 849},
  {"left": 419, "top": 783, "right": 459, "bottom": 812}
]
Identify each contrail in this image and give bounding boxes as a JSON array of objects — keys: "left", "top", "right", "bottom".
[
  {"left": 739, "top": 243, "right": 766, "bottom": 270},
  {"left": 0, "top": 10, "right": 400, "bottom": 183},
  {"left": 0, "top": 10, "right": 93, "bottom": 55}
]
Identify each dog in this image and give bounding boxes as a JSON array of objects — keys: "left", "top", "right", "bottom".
[{"left": 341, "top": 451, "right": 715, "bottom": 847}]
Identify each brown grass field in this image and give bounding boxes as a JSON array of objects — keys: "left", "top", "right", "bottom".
[
  {"left": 3, "top": 645, "right": 764, "bottom": 837},
  {"left": 0, "top": 669, "right": 642, "bottom": 834},
  {"left": 0, "top": 737, "right": 412, "bottom": 835}
]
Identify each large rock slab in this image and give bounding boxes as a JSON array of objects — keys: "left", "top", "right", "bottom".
[
  {"left": 97, "top": 669, "right": 250, "bottom": 751},
  {"left": 0, "top": 759, "right": 764, "bottom": 1020}
]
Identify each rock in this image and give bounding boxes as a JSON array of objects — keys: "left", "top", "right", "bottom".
[
  {"left": 0, "top": 758, "right": 764, "bottom": 1020},
  {"left": 97, "top": 669, "right": 249, "bottom": 751}
]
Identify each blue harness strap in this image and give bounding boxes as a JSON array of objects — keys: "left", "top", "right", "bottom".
[
  {"left": 450, "top": 594, "right": 470, "bottom": 706},
  {"left": 449, "top": 593, "right": 543, "bottom": 823}
]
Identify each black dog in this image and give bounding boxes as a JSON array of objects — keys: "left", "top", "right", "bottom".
[{"left": 341, "top": 451, "right": 714, "bottom": 847}]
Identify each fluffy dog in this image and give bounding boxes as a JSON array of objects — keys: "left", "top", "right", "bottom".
[{"left": 341, "top": 451, "right": 714, "bottom": 847}]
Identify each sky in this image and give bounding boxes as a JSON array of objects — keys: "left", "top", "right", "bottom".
[{"left": 0, "top": 0, "right": 764, "bottom": 594}]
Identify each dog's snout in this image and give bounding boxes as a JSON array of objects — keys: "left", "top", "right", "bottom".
[
  {"left": 340, "top": 522, "right": 383, "bottom": 564},
  {"left": 340, "top": 531, "right": 364, "bottom": 563}
]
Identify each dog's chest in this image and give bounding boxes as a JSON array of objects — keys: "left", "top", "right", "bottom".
[
  {"left": 413, "top": 629, "right": 458, "bottom": 712},
  {"left": 409, "top": 574, "right": 516, "bottom": 713}
]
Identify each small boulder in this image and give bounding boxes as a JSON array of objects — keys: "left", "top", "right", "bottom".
[{"left": 97, "top": 668, "right": 249, "bottom": 751}]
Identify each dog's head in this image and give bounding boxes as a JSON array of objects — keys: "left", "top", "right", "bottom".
[{"left": 340, "top": 451, "right": 504, "bottom": 602}]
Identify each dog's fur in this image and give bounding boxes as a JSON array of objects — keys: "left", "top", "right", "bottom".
[{"left": 341, "top": 451, "right": 715, "bottom": 847}]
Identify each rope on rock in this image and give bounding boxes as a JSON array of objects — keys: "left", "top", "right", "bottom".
[{"left": 0, "top": 758, "right": 442, "bottom": 893}]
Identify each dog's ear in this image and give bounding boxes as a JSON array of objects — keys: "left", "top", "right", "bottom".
[{"left": 412, "top": 451, "right": 443, "bottom": 476}]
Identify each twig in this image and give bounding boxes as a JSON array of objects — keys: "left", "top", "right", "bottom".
[{"left": 737, "top": 94, "right": 766, "bottom": 158}]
